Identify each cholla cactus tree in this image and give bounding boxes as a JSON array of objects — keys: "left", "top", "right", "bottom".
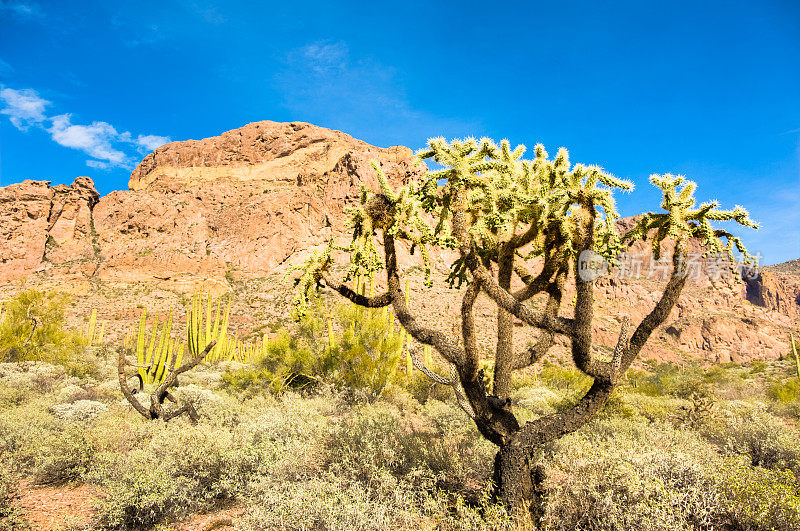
[{"left": 290, "top": 137, "right": 758, "bottom": 521}]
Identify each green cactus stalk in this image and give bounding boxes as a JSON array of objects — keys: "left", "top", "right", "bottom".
[
  {"left": 136, "top": 310, "right": 147, "bottom": 384},
  {"left": 188, "top": 293, "right": 230, "bottom": 361},
  {"left": 85, "top": 309, "right": 97, "bottom": 345},
  {"left": 792, "top": 332, "right": 799, "bottom": 381},
  {"left": 173, "top": 342, "right": 185, "bottom": 372},
  {"left": 205, "top": 293, "right": 212, "bottom": 351},
  {"left": 209, "top": 300, "right": 221, "bottom": 362},
  {"left": 155, "top": 337, "right": 173, "bottom": 383},
  {"left": 96, "top": 321, "right": 105, "bottom": 344},
  {"left": 153, "top": 310, "right": 173, "bottom": 382}
]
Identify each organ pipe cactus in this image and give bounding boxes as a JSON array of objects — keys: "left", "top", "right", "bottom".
[
  {"left": 188, "top": 293, "right": 231, "bottom": 362},
  {"left": 119, "top": 307, "right": 211, "bottom": 423},
  {"left": 290, "top": 136, "right": 758, "bottom": 522},
  {"left": 82, "top": 309, "right": 105, "bottom": 345}
]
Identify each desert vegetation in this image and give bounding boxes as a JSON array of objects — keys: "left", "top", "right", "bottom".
[
  {"left": 0, "top": 287, "right": 799, "bottom": 530},
  {"left": 1, "top": 139, "right": 798, "bottom": 530}
]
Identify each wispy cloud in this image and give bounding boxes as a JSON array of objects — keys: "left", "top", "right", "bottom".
[
  {"left": 185, "top": 0, "right": 227, "bottom": 24},
  {"left": 274, "top": 41, "right": 479, "bottom": 146},
  {"left": 48, "top": 114, "right": 129, "bottom": 166},
  {"left": 0, "top": 1, "right": 41, "bottom": 17},
  {"left": 0, "top": 86, "right": 171, "bottom": 169},
  {"left": 0, "top": 87, "right": 49, "bottom": 129},
  {"left": 0, "top": 58, "right": 13, "bottom": 76},
  {"left": 135, "top": 134, "right": 171, "bottom": 152}
]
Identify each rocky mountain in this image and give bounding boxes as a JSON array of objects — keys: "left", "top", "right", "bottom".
[
  {"left": 745, "top": 260, "right": 800, "bottom": 320},
  {"left": 1, "top": 121, "right": 421, "bottom": 291},
  {"left": 0, "top": 121, "right": 797, "bottom": 365}
]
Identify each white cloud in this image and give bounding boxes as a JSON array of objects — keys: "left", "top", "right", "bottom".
[
  {"left": 136, "top": 134, "right": 171, "bottom": 152},
  {"left": 85, "top": 160, "right": 113, "bottom": 170},
  {"left": 297, "top": 41, "right": 349, "bottom": 74},
  {"left": 48, "top": 114, "right": 129, "bottom": 166},
  {"left": 0, "top": 87, "right": 49, "bottom": 130},
  {"left": 0, "top": 85, "right": 171, "bottom": 169}
]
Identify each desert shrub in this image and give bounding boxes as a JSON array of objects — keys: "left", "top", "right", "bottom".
[
  {"left": 0, "top": 386, "right": 29, "bottom": 408},
  {"left": 240, "top": 472, "right": 514, "bottom": 531},
  {"left": 511, "top": 386, "right": 559, "bottom": 419},
  {"left": 542, "top": 420, "right": 726, "bottom": 531},
  {"left": 769, "top": 378, "right": 800, "bottom": 403},
  {"left": 750, "top": 360, "right": 768, "bottom": 374},
  {"left": 326, "top": 402, "right": 489, "bottom": 489},
  {"left": 540, "top": 418, "right": 798, "bottom": 531},
  {"left": 619, "top": 392, "right": 685, "bottom": 423},
  {"left": 624, "top": 362, "right": 745, "bottom": 400},
  {"left": 702, "top": 405, "right": 800, "bottom": 475},
  {"left": 0, "top": 361, "right": 67, "bottom": 398},
  {"left": 95, "top": 424, "right": 233, "bottom": 529},
  {"left": 93, "top": 394, "right": 334, "bottom": 529},
  {"left": 537, "top": 362, "right": 592, "bottom": 392},
  {"left": 720, "top": 457, "right": 800, "bottom": 530},
  {"left": 327, "top": 303, "right": 404, "bottom": 399},
  {"left": 0, "top": 466, "right": 27, "bottom": 531},
  {"left": 0, "top": 400, "right": 60, "bottom": 472},
  {"left": 0, "top": 290, "right": 94, "bottom": 376},
  {"left": 421, "top": 399, "right": 476, "bottom": 437},
  {"left": 32, "top": 424, "right": 95, "bottom": 485},
  {"left": 404, "top": 365, "right": 458, "bottom": 404},
  {"left": 223, "top": 297, "right": 403, "bottom": 400},
  {"left": 223, "top": 395, "right": 330, "bottom": 491}
]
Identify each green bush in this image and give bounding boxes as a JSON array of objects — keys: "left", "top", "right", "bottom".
[
  {"left": 770, "top": 378, "right": 800, "bottom": 403},
  {"left": 0, "top": 466, "right": 27, "bottom": 531},
  {"left": 0, "top": 290, "right": 92, "bottom": 376},
  {"left": 95, "top": 424, "right": 233, "bottom": 529},
  {"left": 721, "top": 457, "right": 800, "bottom": 530},
  {"left": 625, "top": 362, "right": 743, "bottom": 399},
  {"left": 702, "top": 405, "right": 800, "bottom": 475},
  {"left": 240, "top": 472, "right": 514, "bottom": 531},
  {"left": 33, "top": 424, "right": 95, "bottom": 485},
  {"left": 223, "top": 296, "right": 403, "bottom": 400},
  {"left": 0, "top": 400, "right": 61, "bottom": 473},
  {"left": 543, "top": 417, "right": 800, "bottom": 531},
  {"left": 326, "top": 402, "right": 489, "bottom": 490},
  {"left": 537, "top": 362, "right": 592, "bottom": 392}
]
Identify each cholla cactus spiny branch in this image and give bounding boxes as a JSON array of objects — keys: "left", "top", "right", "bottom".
[{"left": 621, "top": 174, "right": 759, "bottom": 265}]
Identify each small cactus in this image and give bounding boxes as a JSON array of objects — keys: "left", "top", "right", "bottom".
[{"left": 678, "top": 392, "right": 714, "bottom": 429}]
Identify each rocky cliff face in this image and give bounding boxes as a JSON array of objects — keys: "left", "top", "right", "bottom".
[
  {"left": 0, "top": 177, "right": 99, "bottom": 281},
  {"left": 0, "top": 120, "right": 796, "bottom": 364},
  {"left": 745, "top": 261, "right": 800, "bottom": 320},
  {"left": 1, "top": 121, "right": 422, "bottom": 291}
]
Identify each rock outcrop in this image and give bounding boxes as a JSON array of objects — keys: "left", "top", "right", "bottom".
[
  {"left": 0, "top": 121, "right": 422, "bottom": 290},
  {"left": 0, "top": 177, "right": 99, "bottom": 281},
  {"left": 93, "top": 121, "right": 422, "bottom": 291},
  {"left": 128, "top": 121, "right": 412, "bottom": 191},
  {"left": 745, "top": 261, "right": 800, "bottom": 320}
]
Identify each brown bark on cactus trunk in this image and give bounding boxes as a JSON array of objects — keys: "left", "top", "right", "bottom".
[{"left": 493, "top": 445, "right": 542, "bottom": 524}]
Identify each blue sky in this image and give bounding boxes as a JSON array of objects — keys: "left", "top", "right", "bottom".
[{"left": 0, "top": 0, "right": 798, "bottom": 264}]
